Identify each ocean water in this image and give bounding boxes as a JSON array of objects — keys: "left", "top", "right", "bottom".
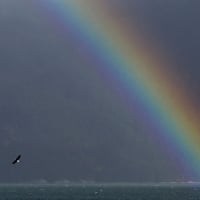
[{"left": 0, "top": 184, "right": 200, "bottom": 200}]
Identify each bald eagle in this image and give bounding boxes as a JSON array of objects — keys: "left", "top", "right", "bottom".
[{"left": 12, "top": 155, "right": 21, "bottom": 165}]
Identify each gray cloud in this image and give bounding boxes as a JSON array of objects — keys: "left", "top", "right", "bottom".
[{"left": 0, "top": 0, "right": 198, "bottom": 182}]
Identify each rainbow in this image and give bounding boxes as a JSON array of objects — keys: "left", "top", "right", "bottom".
[{"left": 37, "top": 0, "right": 200, "bottom": 179}]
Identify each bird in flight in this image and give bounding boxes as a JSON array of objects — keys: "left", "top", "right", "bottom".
[{"left": 12, "top": 154, "right": 21, "bottom": 165}]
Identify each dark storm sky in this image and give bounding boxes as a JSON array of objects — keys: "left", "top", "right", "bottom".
[{"left": 0, "top": 0, "right": 199, "bottom": 183}]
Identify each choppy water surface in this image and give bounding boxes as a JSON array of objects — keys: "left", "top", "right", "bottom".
[{"left": 0, "top": 184, "right": 200, "bottom": 200}]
